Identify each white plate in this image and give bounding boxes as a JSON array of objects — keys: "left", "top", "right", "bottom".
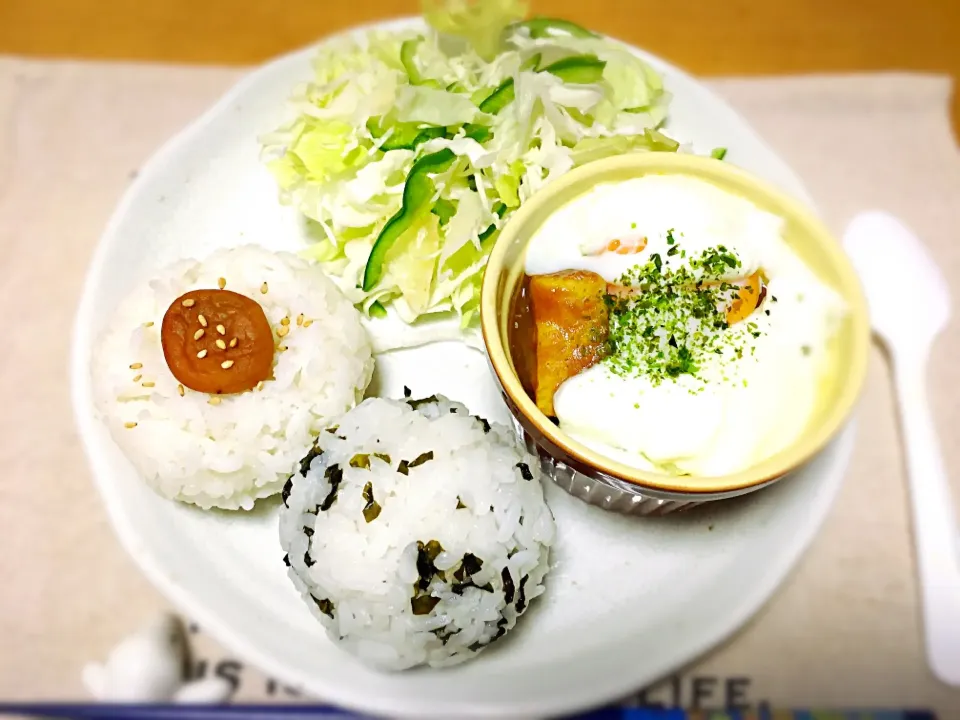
[{"left": 70, "top": 18, "right": 854, "bottom": 719}]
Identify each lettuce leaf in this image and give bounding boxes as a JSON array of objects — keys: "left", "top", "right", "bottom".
[
  {"left": 422, "top": 0, "right": 531, "bottom": 60},
  {"left": 260, "top": 16, "right": 699, "bottom": 328}
]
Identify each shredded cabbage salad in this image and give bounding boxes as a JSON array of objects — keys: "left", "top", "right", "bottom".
[{"left": 260, "top": 6, "right": 682, "bottom": 327}]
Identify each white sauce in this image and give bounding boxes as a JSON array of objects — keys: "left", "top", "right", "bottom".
[{"left": 523, "top": 174, "right": 847, "bottom": 477}]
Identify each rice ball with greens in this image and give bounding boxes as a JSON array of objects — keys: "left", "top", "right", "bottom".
[
  {"left": 279, "top": 393, "right": 556, "bottom": 670},
  {"left": 91, "top": 245, "right": 374, "bottom": 510}
]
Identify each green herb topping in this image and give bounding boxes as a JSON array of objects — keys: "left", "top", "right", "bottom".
[
  {"left": 361, "top": 481, "right": 382, "bottom": 523},
  {"left": 318, "top": 464, "right": 343, "bottom": 511},
  {"left": 349, "top": 453, "right": 371, "bottom": 470},
  {"left": 313, "top": 597, "right": 335, "bottom": 619},
  {"left": 604, "top": 244, "right": 764, "bottom": 387}
]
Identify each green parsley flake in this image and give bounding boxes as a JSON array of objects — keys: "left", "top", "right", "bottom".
[{"left": 604, "top": 246, "right": 762, "bottom": 387}]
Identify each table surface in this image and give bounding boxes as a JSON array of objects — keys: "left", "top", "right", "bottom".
[
  {"left": 6, "top": 0, "right": 959, "bottom": 130},
  {"left": 5, "top": 0, "right": 960, "bottom": 125},
  {"left": 4, "top": 3, "right": 960, "bottom": 714}
]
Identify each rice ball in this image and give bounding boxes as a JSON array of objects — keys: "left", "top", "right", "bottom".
[
  {"left": 91, "top": 245, "right": 374, "bottom": 510},
  {"left": 279, "top": 394, "right": 556, "bottom": 670}
]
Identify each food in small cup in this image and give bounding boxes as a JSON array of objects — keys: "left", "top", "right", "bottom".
[
  {"left": 483, "top": 155, "right": 870, "bottom": 513},
  {"left": 506, "top": 171, "right": 851, "bottom": 478},
  {"left": 91, "top": 245, "right": 374, "bottom": 510},
  {"left": 279, "top": 393, "right": 555, "bottom": 670}
]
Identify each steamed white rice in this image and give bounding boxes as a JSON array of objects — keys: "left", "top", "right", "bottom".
[
  {"left": 279, "top": 394, "right": 556, "bottom": 670},
  {"left": 91, "top": 245, "right": 374, "bottom": 510}
]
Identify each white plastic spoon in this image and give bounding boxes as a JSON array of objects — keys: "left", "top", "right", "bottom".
[{"left": 843, "top": 210, "right": 960, "bottom": 686}]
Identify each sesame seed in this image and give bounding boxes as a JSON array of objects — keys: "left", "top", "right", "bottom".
[
  {"left": 256, "top": 381, "right": 264, "bottom": 391},
  {"left": 296, "top": 313, "right": 304, "bottom": 326},
  {"left": 142, "top": 381, "right": 155, "bottom": 388},
  {"left": 278, "top": 345, "right": 288, "bottom": 353},
  {"left": 216, "top": 324, "right": 226, "bottom": 336},
  {"left": 181, "top": 298, "right": 195, "bottom": 307},
  {"left": 129, "top": 362, "right": 143, "bottom": 370},
  {"left": 215, "top": 339, "right": 226, "bottom": 350},
  {"left": 124, "top": 422, "right": 138, "bottom": 429},
  {"left": 144, "top": 321, "right": 154, "bottom": 328},
  {"left": 132, "top": 374, "right": 142, "bottom": 383},
  {"left": 260, "top": 282, "right": 268, "bottom": 294},
  {"left": 193, "top": 329, "right": 204, "bottom": 340},
  {"left": 221, "top": 360, "right": 234, "bottom": 369},
  {"left": 208, "top": 397, "right": 221, "bottom": 406},
  {"left": 277, "top": 326, "right": 289, "bottom": 338},
  {"left": 178, "top": 384, "right": 185, "bottom": 397},
  {"left": 229, "top": 337, "right": 238, "bottom": 348},
  {"left": 197, "top": 349, "right": 208, "bottom": 359},
  {"left": 218, "top": 277, "right": 226, "bottom": 290},
  {"left": 281, "top": 316, "right": 290, "bottom": 326},
  {"left": 302, "top": 319, "right": 313, "bottom": 328},
  {"left": 198, "top": 314, "right": 208, "bottom": 327}
]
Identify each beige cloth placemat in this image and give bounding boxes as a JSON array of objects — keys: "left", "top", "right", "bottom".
[{"left": 1, "top": 58, "right": 958, "bottom": 715}]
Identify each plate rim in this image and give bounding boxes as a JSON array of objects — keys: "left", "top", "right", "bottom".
[{"left": 70, "top": 17, "right": 844, "bottom": 718}]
